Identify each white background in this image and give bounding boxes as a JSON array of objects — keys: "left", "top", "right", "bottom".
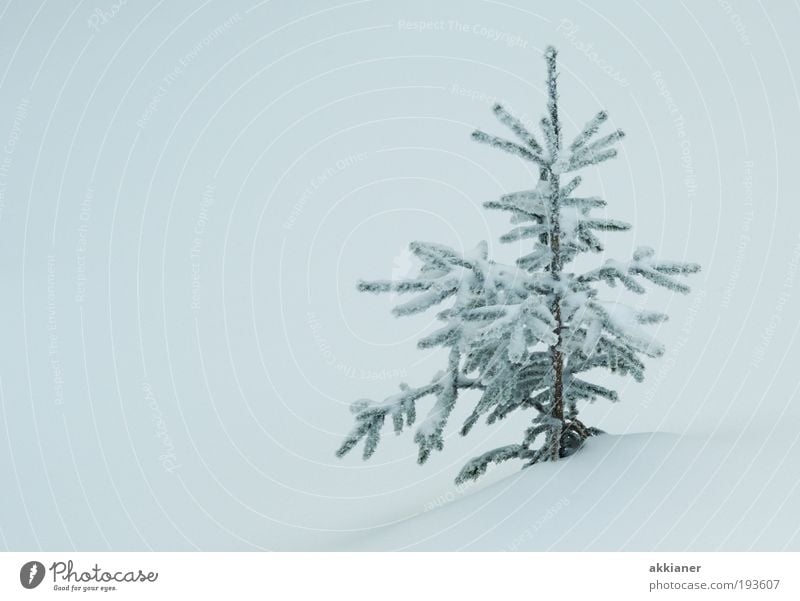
[{"left": 1, "top": 552, "right": 798, "bottom": 600}]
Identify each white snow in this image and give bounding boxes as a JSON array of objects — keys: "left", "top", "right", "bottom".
[
  {"left": 596, "top": 301, "right": 666, "bottom": 357},
  {"left": 333, "top": 431, "right": 800, "bottom": 550}
]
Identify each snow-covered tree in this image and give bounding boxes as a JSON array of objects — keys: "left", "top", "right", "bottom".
[{"left": 336, "top": 47, "right": 700, "bottom": 484}]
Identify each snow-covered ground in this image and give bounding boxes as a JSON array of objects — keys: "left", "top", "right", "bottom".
[{"left": 335, "top": 432, "right": 800, "bottom": 551}]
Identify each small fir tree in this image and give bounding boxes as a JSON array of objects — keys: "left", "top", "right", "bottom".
[{"left": 336, "top": 47, "right": 700, "bottom": 484}]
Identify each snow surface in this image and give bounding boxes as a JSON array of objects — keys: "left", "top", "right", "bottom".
[{"left": 333, "top": 432, "right": 800, "bottom": 551}]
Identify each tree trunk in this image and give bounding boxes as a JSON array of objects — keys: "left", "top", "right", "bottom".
[
  {"left": 544, "top": 46, "right": 564, "bottom": 461},
  {"left": 547, "top": 168, "right": 564, "bottom": 460}
]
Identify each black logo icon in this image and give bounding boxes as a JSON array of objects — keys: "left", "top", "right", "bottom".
[{"left": 20, "top": 561, "right": 45, "bottom": 589}]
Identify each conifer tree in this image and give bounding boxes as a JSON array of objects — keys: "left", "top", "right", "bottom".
[{"left": 336, "top": 47, "right": 700, "bottom": 483}]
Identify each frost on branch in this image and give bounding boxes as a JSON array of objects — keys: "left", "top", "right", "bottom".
[
  {"left": 336, "top": 46, "right": 700, "bottom": 483},
  {"left": 455, "top": 444, "right": 528, "bottom": 485}
]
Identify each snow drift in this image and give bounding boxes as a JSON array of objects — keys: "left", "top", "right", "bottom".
[{"left": 335, "top": 432, "right": 800, "bottom": 551}]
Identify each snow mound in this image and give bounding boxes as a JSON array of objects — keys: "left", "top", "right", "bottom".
[{"left": 338, "top": 432, "right": 800, "bottom": 550}]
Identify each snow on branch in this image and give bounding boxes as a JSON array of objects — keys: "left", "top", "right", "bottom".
[
  {"left": 578, "top": 259, "right": 646, "bottom": 292},
  {"left": 570, "top": 110, "right": 608, "bottom": 151},
  {"left": 581, "top": 218, "right": 632, "bottom": 232},
  {"left": 577, "top": 246, "right": 699, "bottom": 295},
  {"left": 559, "top": 175, "right": 582, "bottom": 198},
  {"left": 392, "top": 282, "right": 461, "bottom": 316},
  {"left": 568, "top": 148, "right": 618, "bottom": 172},
  {"left": 484, "top": 181, "right": 549, "bottom": 218},
  {"left": 336, "top": 365, "right": 482, "bottom": 462},
  {"left": 455, "top": 444, "right": 528, "bottom": 484},
  {"left": 335, "top": 383, "right": 430, "bottom": 460},
  {"left": 543, "top": 46, "right": 561, "bottom": 158},
  {"left": 629, "top": 246, "right": 701, "bottom": 294},
  {"left": 560, "top": 196, "right": 607, "bottom": 209},
  {"left": 414, "top": 349, "right": 461, "bottom": 463},
  {"left": 517, "top": 246, "right": 553, "bottom": 271},
  {"left": 499, "top": 224, "right": 549, "bottom": 243},
  {"left": 583, "top": 129, "right": 626, "bottom": 153},
  {"left": 492, "top": 103, "right": 544, "bottom": 156},
  {"left": 471, "top": 130, "right": 545, "bottom": 165},
  {"left": 590, "top": 301, "right": 666, "bottom": 358},
  {"left": 565, "top": 376, "right": 619, "bottom": 403}
]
